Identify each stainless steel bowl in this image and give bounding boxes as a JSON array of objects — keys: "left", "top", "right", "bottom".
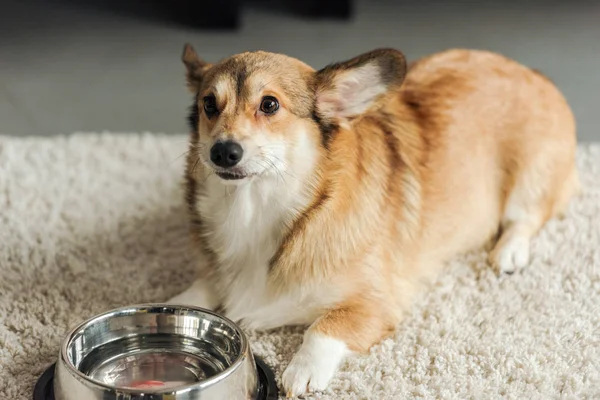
[{"left": 52, "top": 304, "right": 259, "bottom": 400}]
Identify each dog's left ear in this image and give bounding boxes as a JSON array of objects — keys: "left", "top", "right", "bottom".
[
  {"left": 315, "top": 49, "right": 407, "bottom": 122},
  {"left": 182, "top": 43, "right": 211, "bottom": 91}
]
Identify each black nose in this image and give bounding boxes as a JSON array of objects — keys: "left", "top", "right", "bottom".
[{"left": 210, "top": 140, "right": 243, "bottom": 168}]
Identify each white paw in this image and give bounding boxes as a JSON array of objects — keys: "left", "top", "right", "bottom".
[
  {"left": 489, "top": 235, "right": 530, "bottom": 274},
  {"left": 282, "top": 353, "right": 335, "bottom": 397},
  {"left": 167, "top": 291, "right": 198, "bottom": 306},
  {"left": 166, "top": 279, "right": 218, "bottom": 310},
  {"left": 281, "top": 333, "right": 348, "bottom": 398}
]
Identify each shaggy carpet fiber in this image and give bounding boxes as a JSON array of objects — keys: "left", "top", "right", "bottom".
[{"left": 0, "top": 133, "right": 599, "bottom": 399}]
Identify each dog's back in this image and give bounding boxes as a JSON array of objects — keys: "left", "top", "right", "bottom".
[{"left": 396, "top": 49, "right": 577, "bottom": 273}]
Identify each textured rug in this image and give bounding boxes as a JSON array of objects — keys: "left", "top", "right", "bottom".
[{"left": 0, "top": 133, "right": 599, "bottom": 400}]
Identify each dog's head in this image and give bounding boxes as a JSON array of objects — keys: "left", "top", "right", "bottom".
[{"left": 182, "top": 44, "right": 406, "bottom": 184}]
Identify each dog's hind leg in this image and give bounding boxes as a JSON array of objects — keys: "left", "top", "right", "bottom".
[{"left": 489, "top": 153, "right": 578, "bottom": 275}]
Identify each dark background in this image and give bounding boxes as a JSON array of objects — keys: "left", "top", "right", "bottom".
[{"left": 1, "top": 0, "right": 598, "bottom": 140}]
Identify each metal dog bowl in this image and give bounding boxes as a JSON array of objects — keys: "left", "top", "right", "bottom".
[{"left": 33, "top": 304, "right": 277, "bottom": 400}]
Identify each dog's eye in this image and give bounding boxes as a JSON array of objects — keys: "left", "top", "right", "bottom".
[
  {"left": 260, "top": 96, "right": 279, "bottom": 115},
  {"left": 203, "top": 95, "right": 218, "bottom": 117}
]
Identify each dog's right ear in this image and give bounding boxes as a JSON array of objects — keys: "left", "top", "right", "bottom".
[{"left": 182, "top": 43, "right": 211, "bottom": 91}]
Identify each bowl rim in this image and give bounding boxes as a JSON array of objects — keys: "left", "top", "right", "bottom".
[{"left": 58, "top": 303, "right": 252, "bottom": 395}]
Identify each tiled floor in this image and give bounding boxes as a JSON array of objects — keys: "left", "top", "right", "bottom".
[{"left": 1, "top": 0, "right": 598, "bottom": 140}]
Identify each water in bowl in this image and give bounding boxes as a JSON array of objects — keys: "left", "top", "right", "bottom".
[{"left": 77, "top": 333, "right": 230, "bottom": 390}]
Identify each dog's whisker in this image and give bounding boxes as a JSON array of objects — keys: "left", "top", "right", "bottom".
[
  {"left": 258, "top": 158, "right": 285, "bottom": 185},
  {"left": 200, "top": 169, "right": 214, "bottom": 185},
  {"left": 168, "top": 150, "right": 192, "bottom": 166},
  {"left": 192, "top": 156, "right": 203, "bottom": 176},
  {"left": 264, "top": 155, "right": 299, "bottom": 182},
  {"left": 264, "top": 158, "right": 287, "bottom": 184}
]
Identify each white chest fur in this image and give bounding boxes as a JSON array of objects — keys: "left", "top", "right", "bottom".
[{"left": 197, "top": 175, "right": 328, "bottom": 330}]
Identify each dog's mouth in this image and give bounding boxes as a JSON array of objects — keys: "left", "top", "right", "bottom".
[{"left": 215, "top": 170, "right": 251, "bottom": 180}]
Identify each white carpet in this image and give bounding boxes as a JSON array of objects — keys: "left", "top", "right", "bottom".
[{"left": 0, "top": 133, "right": 599, "bottom": 400}]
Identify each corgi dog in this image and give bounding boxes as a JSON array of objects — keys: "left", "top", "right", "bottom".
[{"left": 169, "top": 43, "right": 578, "bottom": 397}]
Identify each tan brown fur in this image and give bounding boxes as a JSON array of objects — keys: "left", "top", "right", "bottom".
[
  {"left": 274, "top": 49, "right": 574, "bottom": 350},
  {"left": 180, "top": 45, "right": 578, "bottom": 393}
]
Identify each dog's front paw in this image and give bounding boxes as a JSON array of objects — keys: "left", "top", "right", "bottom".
[
  {"left": 282, "top": 353, "right": 335, "bottom": 398},
  {"left": 281, "top": 333, "right": 348, "bottom": 398},
  {"left": 166, "top": 279, "right": 218, "bottom": 310},
  {"left": 167, "top": 291, "right": 198, "bottom": 306}
]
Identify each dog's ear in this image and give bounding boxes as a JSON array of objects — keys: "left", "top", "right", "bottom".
[
  {"left": 314, "top": 49, "right": 407, "bottom": 123},
  {"left": 182, "top": 43, "right": 211, "bottom": 91}
]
